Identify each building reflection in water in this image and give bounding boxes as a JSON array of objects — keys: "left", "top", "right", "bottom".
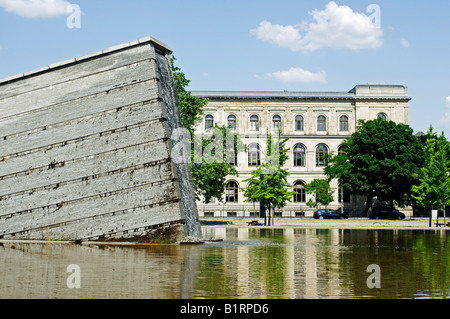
[
  {"left": 0, "top": 228, "right": 449, "bottom": 299},
  {"left": 199, "top": 227, "right": 346, "bottom": 299}
]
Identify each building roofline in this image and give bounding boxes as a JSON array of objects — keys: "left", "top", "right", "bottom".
[
  {"left": 192, "top": 87, "right": 411, "bottom": 101},
  {"left": 191, "top": 91, "right": 355, "bottom": 99}
]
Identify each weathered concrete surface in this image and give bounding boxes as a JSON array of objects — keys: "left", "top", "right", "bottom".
[{"left": 0, "top": 37, "right": 201, "bottom": 242}]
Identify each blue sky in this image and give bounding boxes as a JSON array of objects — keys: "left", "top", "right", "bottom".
[{"left": 0, "top": 0, "right": 449, "bottom": 136}]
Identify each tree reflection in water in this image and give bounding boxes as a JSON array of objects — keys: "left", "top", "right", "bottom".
[{"left": 0, "top": 228, "right": 448, "bottom": 299}]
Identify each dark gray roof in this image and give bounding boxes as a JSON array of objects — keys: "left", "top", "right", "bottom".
[
  {"left": 191, "top": 84, "right": 410, "bottom": 100},
  {"left": 191, "top": 91, "right": 355, "bottom": 99},
  {"left": 415, "top": 131, "right": 426, "bottom": 137}
]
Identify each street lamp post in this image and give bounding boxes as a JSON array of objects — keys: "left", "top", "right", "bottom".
[
  {"left": 340, "top": 160, "right": 349, "bottom": 217},
  {"left": 442, "top": 172, "right": 450, "bottom": 227},
  {"left": 444, "top": 196, "right": 446, "bottom": 227}
]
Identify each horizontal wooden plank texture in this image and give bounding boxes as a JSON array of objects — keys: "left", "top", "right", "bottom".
[{"left": 0, "top": 37, "right": 201, "bottom": 241}]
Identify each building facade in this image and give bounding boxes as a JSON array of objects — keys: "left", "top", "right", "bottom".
[{"left": 192, "top": 84, "right": 410, "bottom": 218}]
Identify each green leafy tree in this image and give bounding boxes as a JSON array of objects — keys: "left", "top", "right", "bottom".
[
  {"left": 325, "top": 118, "right": 424, "bottom": 217},
  {"left": 412, "top": 127, "right": 450, "bottom": 220},
  {"left": 190, "top": 125, "right": 245, "bottom": 203},
  {"left": 171, "top": 56, "right": 207, "bottom": 131},
  {"left": 304, "top": 179, "right": 334, "bottom": 208},
  {"left": 243, "top": 131, "right": 295, "bottom": 226},
  {"left": 171, "top": 57, "right": 242, "bottom": 204}
]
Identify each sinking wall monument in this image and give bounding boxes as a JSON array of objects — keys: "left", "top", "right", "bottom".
[{"left": 0, "top": 37, "right": 202, "bottom": 242}]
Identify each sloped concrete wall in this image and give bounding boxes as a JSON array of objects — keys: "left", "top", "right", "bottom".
[{"left": 0, "top": 37, "right": 200, "bottom": 242}]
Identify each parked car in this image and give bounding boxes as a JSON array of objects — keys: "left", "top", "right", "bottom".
[
  {"left": 368, "top": 207, "right": 405, "bottom": 220},
  {"left": 313, "top": 209, "right": 348, "bottom": 219}
]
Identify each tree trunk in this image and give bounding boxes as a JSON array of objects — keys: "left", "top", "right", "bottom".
[
  {"left": 271, "top": 205, "right": 275, "bottom": 226},
  {"left": 260, "top": 201, "right": 267, "bottom": 226},
  {"left": 364, "top": 192, "right": 374, "bottom": 217},
  {"left": 429, "top": 206, "right": 433, "bottom": 227},
  {"left": 389, "top": 198, "right": 394, "bottom": 220}
]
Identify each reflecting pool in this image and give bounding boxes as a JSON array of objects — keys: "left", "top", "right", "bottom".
[{"left": 1, "top": 228, "right": 449, "bottom": 299}]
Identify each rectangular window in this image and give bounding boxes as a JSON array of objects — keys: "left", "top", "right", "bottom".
[
  {"left": 295, "top": 116, "right": 304, "bottom": 131},
  {"left": 205, "top": 115, "right": 214, "bottom": 130},
  {"left": 227, "top": 150, "right": 237, "bottom": 166},
  {"left": 317, "top": 116, "right": 327, "bottom": 131},
  {"left": 316, "top": 145, "right": 328, "bottom": 167},
  {"left": 340, "top": 116, "right": 349, "bottom": 131},
  {"left": 250, "top": 116, "right": 259, "bottom": 131},
  {"left": 294, "top": 150, "right": 305, "bottom": 167},
  {"left": 228, "top": 115, "right": 237, "bottom": 130},
  {"left": 272, "top": 116, "right": 281, "bottom": 131}
]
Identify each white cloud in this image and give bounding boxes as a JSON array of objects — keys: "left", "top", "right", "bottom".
[
  {"left": 266, "top": 67, "right": 327, "bottom": 84},
  {"left": 250, "top": 1, "right": 383, "bottom": 52},
  {"left": 250, "top": 20, "right": 303, "bottom": 51},
  {"left": 401, "top": 38, "right": 410, "bottom": 48},
  {"left": 0, "top": 0, "right": 73, "bottom": 18}
]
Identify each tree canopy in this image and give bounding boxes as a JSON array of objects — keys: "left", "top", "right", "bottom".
[
  {"left": 242, "top": 131, "right": 295, "bottom": 225},
  {"left": 325, "top": 118, "right": 424, "bottom": 215},
  {"left": 412, "top": 126, "right": 450, "bottom": 213},
  {"left": 171, "top": 56, "right": 241, "bottom": 204},
  {"left": 305, "top": 179, "right": 334, "bottom": 208},
  {"left": 190, "top": 125, "right": 244, "bottom": 203},
  {"left": 171, "top": 56, "right": 207, "bottom": 131}
]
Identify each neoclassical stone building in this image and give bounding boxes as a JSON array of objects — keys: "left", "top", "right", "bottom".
[{"left": 192, "top": 84, "right": 410, "bottom": 218}]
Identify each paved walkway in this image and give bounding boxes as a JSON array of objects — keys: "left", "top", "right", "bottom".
[{"left": 201, "top": 217, "right": 449, "bottom": 230}]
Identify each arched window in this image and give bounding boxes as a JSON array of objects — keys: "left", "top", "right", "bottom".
[
  {"left": 340, "top": 115, "right": 349, "bottom": 131},
  {"left": 227, "top": 115, "right": 237, "bottom": 130},
  {"left": 294, "top": 181, "right": 306, "bottom": 203},
  {"left": 248, "top": 143, "right": 261, "bottom": 166},
  {"left": 225, "top": 181, "right": 239, "bottom": 203},
  {"left": 205, "top": 115, "right": 214, "bottom": 130},
  {"left": 272, "top": 115, "right": 281, "bottom": 130},
  {"left": 317, "top": 115, "right": 327, "bottom": 131},
  {"left": 378, "top": 113, "right": 387, "bottom": 121},
  {"left": 295, "top": 115, "right": 304, "bottom": 131},
  {"left": 316, "top": 144, "right": 329, "bottom": 167},
  {"left": 293, "top": 144, "right": 306, "bottom": 167},
  {"left": 250, "top": 115, "right": 259, "bottom": 131}
]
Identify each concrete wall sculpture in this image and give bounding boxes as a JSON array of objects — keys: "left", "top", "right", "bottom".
[{"left": 0, "top": 37, "right": 202, "bottom": 242}]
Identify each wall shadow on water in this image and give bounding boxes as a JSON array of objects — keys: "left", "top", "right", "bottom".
[{"left": 0, "top": 243, "right": 191, "bottom": 299}]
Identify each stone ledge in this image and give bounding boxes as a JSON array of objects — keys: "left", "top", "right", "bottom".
[{"left": 0, "top": 36, "right": 172, "bottom": 86}]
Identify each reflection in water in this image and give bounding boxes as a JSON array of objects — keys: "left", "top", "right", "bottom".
[{"left": 0, "top": 228, "right": 449, "bottom": 299}]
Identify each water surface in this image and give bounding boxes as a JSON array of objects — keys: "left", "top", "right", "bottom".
[{"left": 1, "top": 228, "right": 448, "bottom": 299}]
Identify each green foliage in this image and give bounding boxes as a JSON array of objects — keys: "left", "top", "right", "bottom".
[
  {"left": 243, "top": 131, "right": 295, "bottom": 225},
  {"left": 304, "top": 179, "right": 334, "bottom": 208},
  {"left": 190, "top": 125, "right": 245, "bottom": 204},
  {"left": 325, "top": 118, "right": 424, "bottom": 212},
  {"left": 171, "top": 56, "right": 207, "bottom": 131},
  {"left": 412, "top": 126, "right": 450, "bottom": 211},
  {"left": 171, "top": 56, "right": 241, "bottom": 204}
]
